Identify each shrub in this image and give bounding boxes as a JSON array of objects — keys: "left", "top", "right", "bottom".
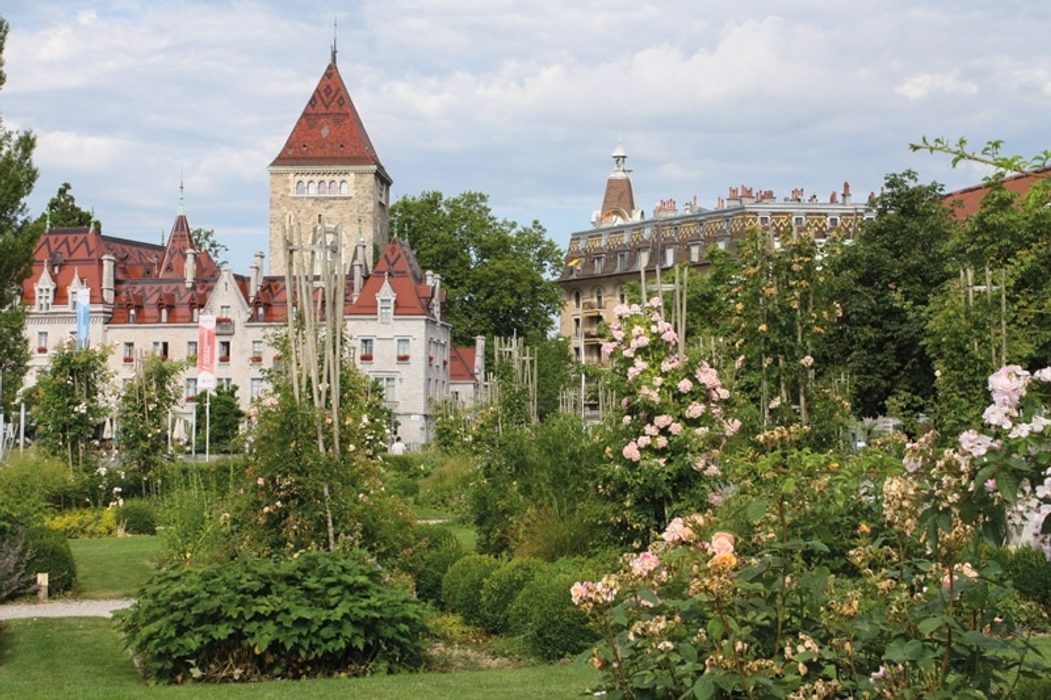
[
  {"left": 0, "top": 449, "right": 79, "bottom": 524},
  {"left": 1004, "top": 545, "right": 1051, "bottom": 606},
  {"left": 509, "top": 570, "right": 594, "bottom": 661},
  {"left": 23, "top": 527, "right": 77, "bottom": 595},
  {"left": 117, "top": 500, "right": 157, "bottom": 535},
  {"left": 441, "top": 553, "right": 500, "bottom": 625},
  {"left": 479, "top": 557, "right": 545, "bottom": 633},
  {"left": 1016, "top": 678, "right": 1051, "bottom": 700},
  {"left": 402, "top": 525, "right": 464, "bottom": 603},
  {"left": 44, "top": 508, "right": 117, "bottom": 538},
  {"left": 417, "top": 453, "right": 474, "bottom": 514},
  {"left": 118, "top": 551, "right": 427, "bottom": 683}
]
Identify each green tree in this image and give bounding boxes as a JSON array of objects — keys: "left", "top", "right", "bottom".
[
  {"left": 36, "top": 182, "right": 99, "bottom": 231},
  {"left": 116, "top": 355, "right": 183, "bottom": 495},
  {"left": 191, "top": 227, "right": 228, "bottom": 265},
  {"left": 193, "top": 384, "right": 244, "bottom": 452},
  {"left": 30, "top": 344, "right": 111, "bottom": 472},
  {"left": 390, "top": 191, "right": 564, "bottom": 344},
  {"left": 824, "top": 171, "right": 956, "bottom": 420},
  {"left": 0, "top": 17, "right": 39, "bottom": 412}
]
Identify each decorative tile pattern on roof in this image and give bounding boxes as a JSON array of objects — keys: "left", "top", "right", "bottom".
[{"left": 271, "top": 62, "right": 383, "bottom": 168}]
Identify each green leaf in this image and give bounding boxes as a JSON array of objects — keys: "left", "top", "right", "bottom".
[
  {"left": 692, "top": 676, "right": 715, "bottom": 699},
  {"left": 745, "top": 498, "right": 768, "bottom": 522},
  {"left": 707, "top": 617, "right": 724, "bottom": 641}
]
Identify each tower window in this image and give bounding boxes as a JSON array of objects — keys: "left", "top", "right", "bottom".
[
  {"left": 307, "top": 181, "right": 317, "bottom": 195},
  {"left": 329, "top": 180, "right": 337, "bottom": 194},
  {"left": 339, "top": 180, "right": 349, "bottom": 195},
  {"left": 318, "top": 181, "right": 328, "bottom": 195},
  {"left": 295, "top": 180, "right": 305, "bottom": 195}
]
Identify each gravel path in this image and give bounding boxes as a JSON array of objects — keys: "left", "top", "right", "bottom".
[{"left": 0, "top": 598, "right": 134, "bottom": 620}]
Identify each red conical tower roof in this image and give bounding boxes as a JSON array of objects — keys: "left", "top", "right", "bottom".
[{"left": 271, "top": 61, "right": 382, "bottom": 167}]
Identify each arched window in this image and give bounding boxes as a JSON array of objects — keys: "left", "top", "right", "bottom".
[
  {"left": 573, "top": 289, "right": 581, "bottom": 309},
  {"left": 295, "top": 180, "right": 305, "bottom": 195},
  {"left": 329, "top": 180, "right": 337, "bottom": 194},
  {"left": 317, "top": 180, "right": 328, "bottom": 195},
  {"left": 339, "top": 180, "right": 349, "bottom": 195},
  {"left": 307, "top": 180, "right": 317, "bottom": 195},
  {"left": 618, "top": 285, "right": 627, "bottom": 304},
  {"left": 593, "top": 286, "right": 604, "bottom": 308}
]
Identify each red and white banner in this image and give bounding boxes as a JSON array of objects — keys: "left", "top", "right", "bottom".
[{"left": 197, "top": 314, "right": 217, "bottom": 390}]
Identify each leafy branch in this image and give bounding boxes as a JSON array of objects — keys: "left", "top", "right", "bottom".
[{"left": 909, "top": 136, "right": 1051, "bottom": 177}]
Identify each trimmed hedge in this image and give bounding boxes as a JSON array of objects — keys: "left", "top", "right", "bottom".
[
  {"left": 117, "top": 500, "right": 157, "bottom": 535},
  {"left": 1004, "top": 545, "right": 1051, "bottom": 607},
  {"left": 509, "top": 570, "right": 595, "bottom": 661},
  {"left": 441, "top": 553, "right": 500, "bottom": 626},
  {"left": 118, "top": 551, "right": 427, "bottom": 683},
  {"left": 403, "top": 525, "right": 464, "bottom": 603},
  {"left": 479, "top": 557, "right": 545, "bottom": 633},
  {"left": 23, "top": 527, "right": 77, "bottom": 595}
]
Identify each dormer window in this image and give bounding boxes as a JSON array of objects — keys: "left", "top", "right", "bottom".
[{"left": 379, "top": 297, "right": 393, "bottom": 323}]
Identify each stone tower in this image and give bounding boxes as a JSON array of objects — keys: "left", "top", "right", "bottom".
[{"left": 268, "top": 53, "right": 391, "bottom": 276}]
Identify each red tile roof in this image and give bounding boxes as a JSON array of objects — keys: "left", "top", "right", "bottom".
[
  {"left": 346, "top": 238, "right": 443, "bottom": 318},
  {"left": 449, "top": 344, "right": 476, "bottom": 382},
  {"left": 158, "top": 213, "right": 218, "bottom": 279},
  {"left": 270, "top": 62, "right": 383, "bottom": 168},
  {"left": 943, "top": 167, "right": 1051, "bottom": 221}
]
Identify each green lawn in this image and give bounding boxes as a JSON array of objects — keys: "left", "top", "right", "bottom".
[
  {"left": 68, "top": 536, "right": 162, "bottom": 598},
  {"left": 0, "top": 618, "right": 598, "bottom": 699}
]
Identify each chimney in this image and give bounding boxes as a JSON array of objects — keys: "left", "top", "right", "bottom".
[
  {"left": 351, "top": 255, "right": 364, "bottom": 302},
  {"left": 842, "top": 181, "right": 851, "bottom": 205},
  {"left": 250, "top": 251, "right": 264, "bottom": 299},
  {"left": 474, "top": 336, "right": 486, "bottom": 380},
  {"left": 101, "top": 253, "right": 115, "bottom": 304},
  {"left": 431, "top": 273, "right": 442, "bottom": 318},
  {"left": 185, "top": 249, "right": 197, "bottom": 288}
]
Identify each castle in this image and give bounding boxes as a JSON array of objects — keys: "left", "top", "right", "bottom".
[{"left": 21, "top": 55, "right": 483, "bottom": 448}]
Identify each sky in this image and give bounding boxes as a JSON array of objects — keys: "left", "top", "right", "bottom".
[{"left": 4, "top": 1, "right": 1051, "bottom": 274}]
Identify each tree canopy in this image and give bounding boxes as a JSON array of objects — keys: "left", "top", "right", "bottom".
[
  {"left": 0, "top": 16, "right": 39, "bottom": 410},
  {"left": 35, "top": 182, "right": 99, "bottom": 231},
  {"left": 390, "top": 191, "right": 563, "bottom": 344}
]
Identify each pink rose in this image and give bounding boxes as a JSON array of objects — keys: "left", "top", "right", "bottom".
[
  {"left": 654, "top": 414, "right": 673, "bottom": 429},
  {"left": 622, "top": 441, "right": 641, "bottom": 462},
  {"left": 710, "top": 531, "right": 735, "bottom": 554},
  {"left": 677, "top": 378, "right": 694, "bottom": 393},
  {"left": 988, "top": 365, "right": 1029, "bottom": 409},
  {"left": 630, "top": 551, "right": 661, "bottom": 576}
]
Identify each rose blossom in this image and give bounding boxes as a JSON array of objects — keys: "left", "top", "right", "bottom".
[
  {"left": 661, "top": 517, "right": 694, "bottom": 543},
  {"left": 622, "top": 441, "right": 641, "bottom": 462},
  {"left": 637, "top": 435, "right": 652, "bottom": 448},
  {"left": 1035, "top": 367, "right": 1051, "bottom": 382},
  {"left": 669, "top": 422, "right": 683, "bottom": 435},
  {"left": 654, "top": 414, "right": 674, "bottom": 429},
  {"left": 630, "top": 551, "right": 661, "bottom": 576},
  {"left": 988, "top": 365, "right": 1030, "bottom": 408},
  {"left": 710, "top": 531, "right": 736, "bottom": 554},
  {"left": 677, "top": 378, "right": 694, "bottom": 393},
  {"left": 644, "top": 423, "right": 659, "bottom": 436},
  {"left": 685, "top": 402, "right": 705, "bottom": 419},
  {"left": 983, "top": 403, "right": 1016, "bottom": 430},
  {"left": 655, "top": 436, "right": 668, "bottom": 449},
  {"left": 959, "top": 429, "right": 1000, "bottom": 458}
]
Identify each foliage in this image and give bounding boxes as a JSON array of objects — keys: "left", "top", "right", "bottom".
[
  {"left": 0, "top": 17, "right": 38, "bottom": 415},
  {"left": 510, "top": 570, "right": 595, "bottom": 661},
  {"left": 191, "top": 227, "right": 228, "bottom": 265},
  {"left": 1003, "top": 546, "right": 1051, "bottom": 607},
  {"left": 116, "top": 499, "right": 156, "bottom": 535},
  {"left": 0, "top": 448, "right": 77, "bottom": 525},
  {"left": 117, "top": 550, "right": 427, "bottom": 683},
  {"left": 577, "top": 365, "right": 1051, "bottom": 698},
  {"left": 441, "top": 553, "right": 501, "bottom": 626},
  {"left": 595, "top": 300, "right": 740, "bottom": 544},
  {"left": 30, "top": 344, "right": 111, "bottom": 472},
  {"left": 825, "top": 170, "right": 955, "bottom": 421},
  {"left": 23, "top": 526, "right": 76, "bottom": 595},
  {"left": 479, "top": 557, "right": 545, "bottom": 633},
  {"left": 115, "top": 354, "right": 183, "bottom": 494},
  {"left": 35, "top": 181, "right": 99, "bottom": 231},
  {"left": 400, "top": 524, "right": 464, "bottom": 603},
  {"left": 925, "top": 183, "right": 1051, "bottom": 435},
  {"left": 193, "top": 385, "right": 244, "bottom": 453},
  {"left": 44, "top": 508, "right": 117, "bottom": 538},
  {"left": 390, "top": 191, "right": 564, "bottom": 343}
]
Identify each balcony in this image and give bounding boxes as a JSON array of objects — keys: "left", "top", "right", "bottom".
[{"left": 215, "top": 317, "right": 235, "bottom": 335}]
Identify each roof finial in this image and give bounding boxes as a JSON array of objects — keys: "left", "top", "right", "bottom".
[
  {"left": 331, "top": 16, "right": 338, "bottom": 65},
  {"left": 178, "top": 170, "right": 185, "bottom": 215},
  {"left": 45, "top": 207, "right": 51, "bottom": 232}
]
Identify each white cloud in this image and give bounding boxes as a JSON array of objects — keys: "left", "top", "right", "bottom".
[{"left": 896, "top": 72, "right": 980, "bottom": 100}]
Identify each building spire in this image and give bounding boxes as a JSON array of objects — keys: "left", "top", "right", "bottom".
[
  {"left": 331, "top": 16, "right": 338, "bottom": 65},
  {"left": 178, "top": 171, "right": 185, "bottom": 215}
]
